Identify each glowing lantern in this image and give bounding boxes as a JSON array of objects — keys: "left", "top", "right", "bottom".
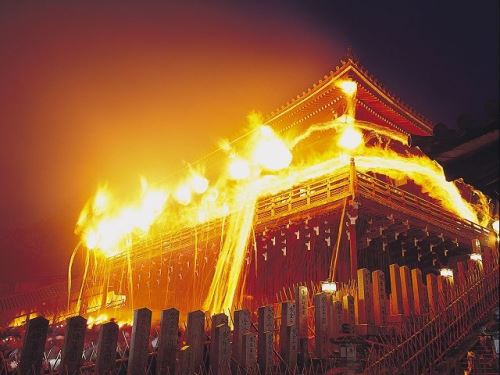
[
  {"left": 321, "top": 281, "right": 337, "bottom": 293},
  {"left": 440, "top": 268, "right": 453, "bottom": 278},
  {"left": 470, "top": 253, "right": 482, "bottom": 262}
]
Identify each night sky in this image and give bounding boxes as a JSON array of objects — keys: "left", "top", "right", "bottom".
[{"left": 0, "top": 1, "right": 498, "bottom": 291}]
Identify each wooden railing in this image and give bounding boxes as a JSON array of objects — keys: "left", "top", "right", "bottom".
[{"left": 364, "top": 264, "right": 499, "bottom": 374}]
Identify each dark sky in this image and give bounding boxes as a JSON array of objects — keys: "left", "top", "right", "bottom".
[{"left": 0, "top": 1, "right": 498, "bottom": 291}]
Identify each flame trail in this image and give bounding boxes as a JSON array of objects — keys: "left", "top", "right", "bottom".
[
  {"left": 76, "top": 249, "right": 90, "bottom": 314},
  {"left": 67, "top": 241, "right": 81, "bottom": 312},
  {"left": 203, "top": 189, "right": 258, "bottom": 313}
]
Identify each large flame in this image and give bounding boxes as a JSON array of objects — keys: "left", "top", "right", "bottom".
[
  {"left": 72, "top": 78, "right": 492, "bottom": 317},
  {"left": 76, "top": 178, "right": 168, "bottom": 257}
]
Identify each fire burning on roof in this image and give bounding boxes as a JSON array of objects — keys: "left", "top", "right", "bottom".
[{"left": 68, "top": 78, "right": 492, "bottom": 320}]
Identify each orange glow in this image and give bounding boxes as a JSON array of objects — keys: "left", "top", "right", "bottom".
[{"left": 73, "top": 76, "right": 491, "bottom": 318}]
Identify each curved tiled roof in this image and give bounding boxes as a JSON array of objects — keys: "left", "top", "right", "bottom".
[{"left": 265, "top": 56, "right": 434, "bottom": 136}]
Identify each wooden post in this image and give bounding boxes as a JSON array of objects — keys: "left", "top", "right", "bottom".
[
  {"left": 347, "top": 199, "right": 359, "bottom": 280},
  {"left": 60, "top": 316, "right": 87, "bottom": 375},
  {"left": 242, "top": 333, "right": 258, "bottom": 373},
  {"left": 411, "top": 269, "right": 428, "bottom": 316},
  {"left": 210, "top": 313, "right": 228, "bottom": 369},
  {"left": 294, "top": 285, "right": 309, "bottom": 358},
  {"left": 186, "top": 310, "right": 205, "bottom": 373},
  {"left": 399, "top": 266, "right": 414, "bottom": 316},
  {"left": 426, "top": 273, "right": 439, "bottom": 318},
  {"left": 95, "top": 321, "right": 119, "bottom": 375},
  {"left": 280, "top": 301, "right": 297, "bottom": 369},
  {"left": 372, "top": 270, "right": 387, "bottom": 326},
  {"left": 389, "top": 264, "right": 403, "bottom": 315},
  {"left": 314, "top": 293, "right": 328, "bottom": 358},
  {"left": 342, "top": 295, "right": 355, "bottom": 326},
  {"left": 18, "top": 316, "right": 49, "bottom": 375},
  {"left": 327, "top": 299, "right": 343, "bottom": 339},
  {"left": 355, "top": 268, "right": 373, "bottom": 324},
  {"left": 233, "top": 309, "right": 251, "bottom": 365},
  {"left": 258, "top": 306, "right": 274, "bottom": 374},
  {"left": 156, "top": 308, "right": 179, "bottom": 375},
  {"left": 127, "top": 308, "right": 152, "bottom": 375},
  {"left": 177, "top": 345, "right": 193, "bottom": 375},
  {"left": 210, "top": 323, "right": 231, "bottom": 375}
]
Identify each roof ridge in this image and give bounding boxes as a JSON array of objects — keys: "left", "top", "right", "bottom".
[{"left": 265, "top": 56, "right": 433, "bottom": 132}]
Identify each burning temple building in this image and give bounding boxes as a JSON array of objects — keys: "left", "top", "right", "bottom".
[{"left": 1, "top": 57, "right": 495, "bottom": 331}]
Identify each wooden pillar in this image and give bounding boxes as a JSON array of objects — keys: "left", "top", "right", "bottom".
[
  {"left": 61, "top": 316, "right": 87, "bottom": 375},
  {"left": 19, "top": 316, "right": 49, "bottom": 375},
  {"left": 258, "top": 305, "right": 274, "bottom": 374},
  {"left": 372, "top": 270, "right": 387, "bottom": 326},
  {"left": 210, "top": 312, "right": 228, "bottom": 369},
  {"left": 210, "top": 323, "right": 231, "bottom": 375},
  {"left": 186, "top": 310, "right": 205, "bottom": 373},
  {"left": 127, "top": 307, "right": 152, "bottom": 375},
  {"left": 399, "top": 266, "right": 414, "bottom": 316},
  {"left": 411, "top": 269, "right": 428, "bottom": 316},
  {"left": 95, "top": 321, "right": 119, "bottom": 375},
  {"left": 279, "top": 301, "right": 297, "bottom": 370},
  {"left": 177, "top": 345, "right": 193, "bottom": 375},
  {"left": 355, "top": 268, "right": 373, "bottom": 325},
  {"left": 347, "top": 200, "right": 359, "bottom": 280},
  {"left": 426, "top": 273, "right": 439, "bottom": 318},
  {"left": 389, "top": 264, "right": 403, "bottom": 316},
  {"left": 342, "top": 295, "right": 355, "bottom": 326},
  {"left": 233, "top": 309, "right": 251, "bottom": 365},
  {"left": 156, "top": 308, "right": 179, "bottom": 375},
  {"left": 314, "top": 293, "right": 328, "bottom": 358},
  {"left": 294, "top": 285, "right": 309, "bottom": 357},
  {"left": 241, "top": 333, "right": 258, "bottom": 372},
  {"left": 327, "top": 299, "right": 343, "bottom": 340}
]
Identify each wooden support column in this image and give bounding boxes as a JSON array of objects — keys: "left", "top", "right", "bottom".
[{"left": 346, "top": 200, "right": 359, "bottom": 280}]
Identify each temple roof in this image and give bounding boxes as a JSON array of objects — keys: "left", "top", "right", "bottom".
[{"left": 265, "top": 57, "right": 434, "bottom": 137}]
